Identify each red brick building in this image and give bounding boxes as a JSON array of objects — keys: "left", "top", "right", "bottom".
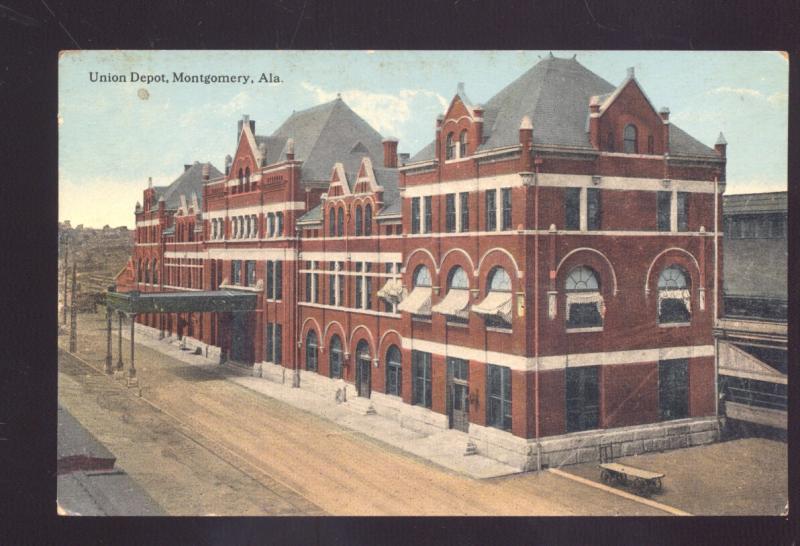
[{"left": 119, "top": 55, "right": 726, "bottom": 469}]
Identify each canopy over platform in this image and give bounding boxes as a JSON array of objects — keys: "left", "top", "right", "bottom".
[{"left": 106, "top": 290, "right": 258, "bottom": 314}]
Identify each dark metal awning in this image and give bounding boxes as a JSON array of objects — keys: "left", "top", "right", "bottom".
[{"left": 106, "top": 290, "right": 258, "bottom": 314}]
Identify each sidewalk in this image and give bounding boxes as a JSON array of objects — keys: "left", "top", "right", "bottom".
[{"left": 120, "top": 326, "right": 519, "bottom": 480}]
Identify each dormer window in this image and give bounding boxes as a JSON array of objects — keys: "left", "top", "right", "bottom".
[
  {"left": 623, "top": 124, "right": 638, "bottom": 154},
  {"left": 459, "top": 130, "right": 468, "bottom": 158},
  {"left": 445, "top": 133, "right": 455, "bottom": 160}
]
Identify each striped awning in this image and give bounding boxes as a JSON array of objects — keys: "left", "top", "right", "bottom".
[
  {"left": 397, "top": 286, "right": 432, "bottom": 316},
  {"left": 431, "top": 288, "right": 470, "bottom": 319},
  {"left": 471, "top": 291, "right": 512, "bottom": 323}
]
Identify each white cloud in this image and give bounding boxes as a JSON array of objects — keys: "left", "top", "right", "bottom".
[
  {"left": 300, "top": 82, "right": 447, "bottom": 140},
  {"left": 709, "top": 86, "right": 764, "bottom": 98},
  {"left": 219, "top": 91, "right": 252, "bottom": 116},
  {"left": 767, "top": 91, "right": 788, "bottom": 105}
]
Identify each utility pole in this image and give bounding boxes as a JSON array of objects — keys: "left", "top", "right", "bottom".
[
  {"left": 69, "top": 263, "right": 77, "bottom": 352},
  {"left": 62, "top": 235, "right": 69, "bottom": 326}
]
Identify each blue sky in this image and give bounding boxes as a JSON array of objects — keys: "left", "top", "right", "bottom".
[{"left": 59, "top": 50, "right": 788, "bottom": 228}]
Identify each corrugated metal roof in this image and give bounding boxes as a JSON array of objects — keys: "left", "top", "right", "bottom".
[{"left": 724, "top": 192, "right": 787, "bottom": 215}]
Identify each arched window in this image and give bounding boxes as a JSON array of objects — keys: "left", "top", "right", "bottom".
[
  {"left": 432, "top": 265, "right": 470, "bottom": 323},
  {"left": 385, "top": 345, "right": 402, "bottom": 396},
  {"left": 364, "top": 204, "right": 372, "bottom": 236},
  {"left": 137, "top": 258, "right": 143, "bottom": 282},
  {"left": 459, "top": 130, "right": 468, "bottom": 158},
  {"left": 244, "top": 166, "right": 251, "bottom": 192},
  {"left": 413, "top": 265, "right": 432, "bottom": 287},
  {"left": 565, "top": 266, "right": 604, "bottom": 329},
  {"left": 211, "top": 219, "right": 217, "bottom": 240},
  {"left": 445, "top": 132, "right": 455, "bottom": 160},
  {"left": 329, "top": 334, "right": 343, "bottom": 379},
  {"left": 355, "top": 206, "right": 362, "bottom": 236},
  {"left": 488, "top": 267, "right": 511, "bottom": 292},
  {"left": 658, "top": 265, "right": 691, "bottom": 323},
  {"left": 306, "top": 330, "right": 318, "bottom": 372},
  {"left": 337, "top": 207, "right": 344, "bottom": 237},
  {"left": 356, "top": 339, "right": 371, "bottom": 397},
  {"left": 276, "top": 212, "right": 283, "bottom": 236},
  {"left": 232, "top": 217, "right": 238, "bottom": 240},
  {"left": 267, "top": 213, "right": 275, "bottom": 237},
  {"left": 252, "top": 215, "right": 258, "bottom": 238},
  {"left": 237, "top": 168, "right": 244, "bottom": 193},
  {"left": 623, "top": 124, "right": 638, "bottom": 154},
  {"left": 245, "top": 216, "right": 251, "bottom": 239},
  {"left": 152, "top": 260, "right": 158, "bottom": 285},
  {"left": 474, "top": 267, "right": 512, "bottom": 329},
  {"left": 329, "top": 207, "right": 336, "bottom": 235},
  {"left": 144, "top": 259, "right": 150, "bottom": 283}
]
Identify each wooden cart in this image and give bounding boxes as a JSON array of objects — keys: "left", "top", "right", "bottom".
[{"left": 599, "top": 462, "right": 664, "bottom": 496}]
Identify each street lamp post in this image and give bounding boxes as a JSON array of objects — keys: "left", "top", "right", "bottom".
[{"left": 69, "top": 263, "right": 77, "bottom": 352}]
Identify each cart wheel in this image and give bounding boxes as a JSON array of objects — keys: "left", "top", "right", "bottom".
[
  {"left": 633, "top": 478, "right": 647, "bottom": 496},
  {"left": 600, "top": 469, "right": 612, "bottom": 484}
]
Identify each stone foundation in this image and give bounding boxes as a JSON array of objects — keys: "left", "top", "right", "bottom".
[{"left": 467, "top": 416, "right": 719, "bottom": 471}]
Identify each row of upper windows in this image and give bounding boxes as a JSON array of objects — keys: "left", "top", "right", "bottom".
[
  {"left": 604, "top": 124, "right": 654, "bottom": 154},
  {"left": 210, "top": 213, "right": 284, "bottom": 240},
  {"left": 411, "top": 187, "right": 514, "bottom": 234},
  {"left": 405, "top": 261, "right": 693, "bottom": 330},
  {"left": 725, "top": 214, "right": 786, "bottom": 239},
  {"left": 326, "top": 203, "right": 374, "bottom": 237},
  {"left": 302, "top": 261, "right": 403, "bottom": 314},
  {"left": 445, "top": 130, "right": 469, "bottom": 160},
  {"left": 228, "top": 259, "right": 283, "bottom": 299}
]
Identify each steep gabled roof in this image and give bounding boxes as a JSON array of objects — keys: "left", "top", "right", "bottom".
[
  {"left": 270, "top": 98, "right": 385, "bottom": 183},
  {"left": 155, "top": 162, "right": 222, "bottom": 210},
  {"left": 409, "top": 55, "right": 718, "bottom": 161},
  {"left": 254, "top": 135, "right": 289, "bottom": 166}
]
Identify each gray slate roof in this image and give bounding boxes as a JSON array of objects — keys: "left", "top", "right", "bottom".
[
  {"left": 155, "top": 162, "right": 222, "bottom": 210},
  {"left": 724, "top": 192, "right": 787, "bottom": 215},
  {"left": 270, "top": 98, "right": 385, "bottom": 183},
  {"left": 410, "top": 55, "right": 718, "bottom": 162},
  {"left": 297, "top": 165, "right": 401, "bottom": 224},
  {"left": 254, "top": 135, "right": 289, "bottom": 166}
]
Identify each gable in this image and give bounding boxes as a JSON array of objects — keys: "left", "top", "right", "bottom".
[
  {"left": 597, "top": 79, "right": 666, "bottom": 154},
  {"left": 230, "top": 126, "right": 261, "bottom": 178},
  {"left": 326, "top": 163, "right": 351, "bottom": 198},
  {"left": 444, "top": 95, "right": 474, "bottom": 125}
]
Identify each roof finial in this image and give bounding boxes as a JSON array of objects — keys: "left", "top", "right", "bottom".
[
  {"left": 520, "top": 115, "right": 533, "bottom": 130},
  {"left": 457, "top": 82, "right": 465, "bottom": 95},
  {"left": 715, "top": 132, "right": 727, "bottom": 145},
  {"left": 627, "top": 66, "right": 635, "bottom": 79},
  {"left": 336, "top": 92, "right": 341, "bottom": 99},
  {"left": 148, "top": 176, "right": 152, "bottom": 189}
]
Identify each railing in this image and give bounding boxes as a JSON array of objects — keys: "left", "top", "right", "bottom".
[{"left": 725, "top": 386, "right": 787, "bottom": 411}]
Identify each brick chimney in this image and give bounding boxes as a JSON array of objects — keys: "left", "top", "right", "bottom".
[
  {"left": 715, "top": 132, "right": 727, "bottom": 158},
  {"left": 473, "top": 103, "right": 484, "bottom": 146},
  {"left": 589, "top": 96, "right": 601, "bottom": 149},
  {"left": 224, "top": 154, "right": 232, "bottom": 176},
  {"left": 659, "top": 107, "right": 671, "bottom": 154},
  {"left": 286, "top": 138, "right": 295, "bottom": 161},
  {"left": 519, "top": 116, "right": 533, "bottom": 171},
  {"left": 202, "top": 162, "right": 210, "bottom": 181},
  {"left": 435, "top": 114, "right": 444, "bottom": 161},
  {"left": 382, "top": 137, "right": 398, "bottom": 168},
  {"left": 184, "top": 164, "right": 192, "bottom": 172}
]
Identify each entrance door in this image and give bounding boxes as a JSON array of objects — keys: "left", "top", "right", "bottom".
[
  {"left": 230, "top": 311, "right": 253, "bottom": 364},
  {"left": 447, "top": 357, "right": 470, "bottom": 432},
  {"left": 355, "top": 340, "right": 371, "bottom": 398}
]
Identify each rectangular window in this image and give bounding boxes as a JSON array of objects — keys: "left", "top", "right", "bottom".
[
  {"left": 659, "top": 358, "right": 689, "bottom": 421},
  {"left": 657, "top": 191, "right": 672, "bottom": 232},
  {"left": 587, "top": 188, "right": 601, "bottom": 231},
  {"left": 365, "top": 272, "right": 372, "bottom": 310},
  {"left": 445, "top": 193, "right": 456, "bottom": 233},
  {"left": 275, "top": 261, "right": 282, "bottom": 300},
  {"left": 274, "top": 324, "right": 282, "bottom": 365},
  {"left": 232, "top": 261, "right": 242, "bottom": 285},
  {"left": 485, "top": 189, "right": 497, "bottom": 231},
  {"left": 501, "top": 188, "right": 512, "bottom": 230},
  {"left": 355, "top": 272, "right": 363, "bottom": 309},
  {"left": 305, "top": 261, "right": 311, "bottom": 303},
  {"left": 566, "top": 366, "right": 600, "bottom": 432},
  {"left": 338, "top": 262, "right": 345, "bottom": 307},
  {"left": 265, "top": 323, "right": 273, "bottom": 363},
  {"left": 412, "top": 350, "right": 432, "bottom": 408},
  {"left": 245, "top": 260, "right": 256, "bottom": 287},
  {"left": 770, "top": 216, "right": 786, "bottom": 238},
  {"left": 314, "top": 262, "right": 321, "bottom": 303},
  {"left": 424, "top": 195, "right": 433, "bottom": 233},
  {"left": 677, "top": 191, "right": 689, "bottom": 232},
  {"left": 329, "top": 262, "right": 336, "bottom": 305},
  {"left": 486, "top": 364, "right": 512, "bottom": 431},
  {"left": 411, "top": 197, "right": 420, "bottom": 234},
  {"left": 266, "top": 261, "right": 274, "bottom": 298},
  {"left": 565, "top": 187, "right": 580, "bottom": 230},
  {"left": 459, "top": 192, "right": 470, "bottom": 232}
]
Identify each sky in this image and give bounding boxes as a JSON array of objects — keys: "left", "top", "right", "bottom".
[{"left": 59, "top": 50, "right": 788, "bottom": 228}]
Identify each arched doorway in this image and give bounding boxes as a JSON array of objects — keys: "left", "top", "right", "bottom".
[
  {"left": 355, "top": 339, "right": 371, "bottom": 398},
  {"left": 329, "top": 335, "right": 343, "bottom": 379}
]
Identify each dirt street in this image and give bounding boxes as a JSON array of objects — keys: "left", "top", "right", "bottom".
[{"left": 59, "top": 313, "right": 669, "bottom": 516}]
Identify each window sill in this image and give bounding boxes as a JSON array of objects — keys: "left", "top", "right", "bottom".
[
  {"left": 411, "top": 317, "right": 432, "bottom": 324},
  {"left": 486, "top": 326, "right": 512, "bottom": 334},
  {"left": 658, "top": 321, "right": 691, "bottom": 328},
  {"left": 446, "top": 321, "right": 469, "bottom": 328},
  {"left": 565, "top": 326, "right": 604, "bottom": 333}
]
